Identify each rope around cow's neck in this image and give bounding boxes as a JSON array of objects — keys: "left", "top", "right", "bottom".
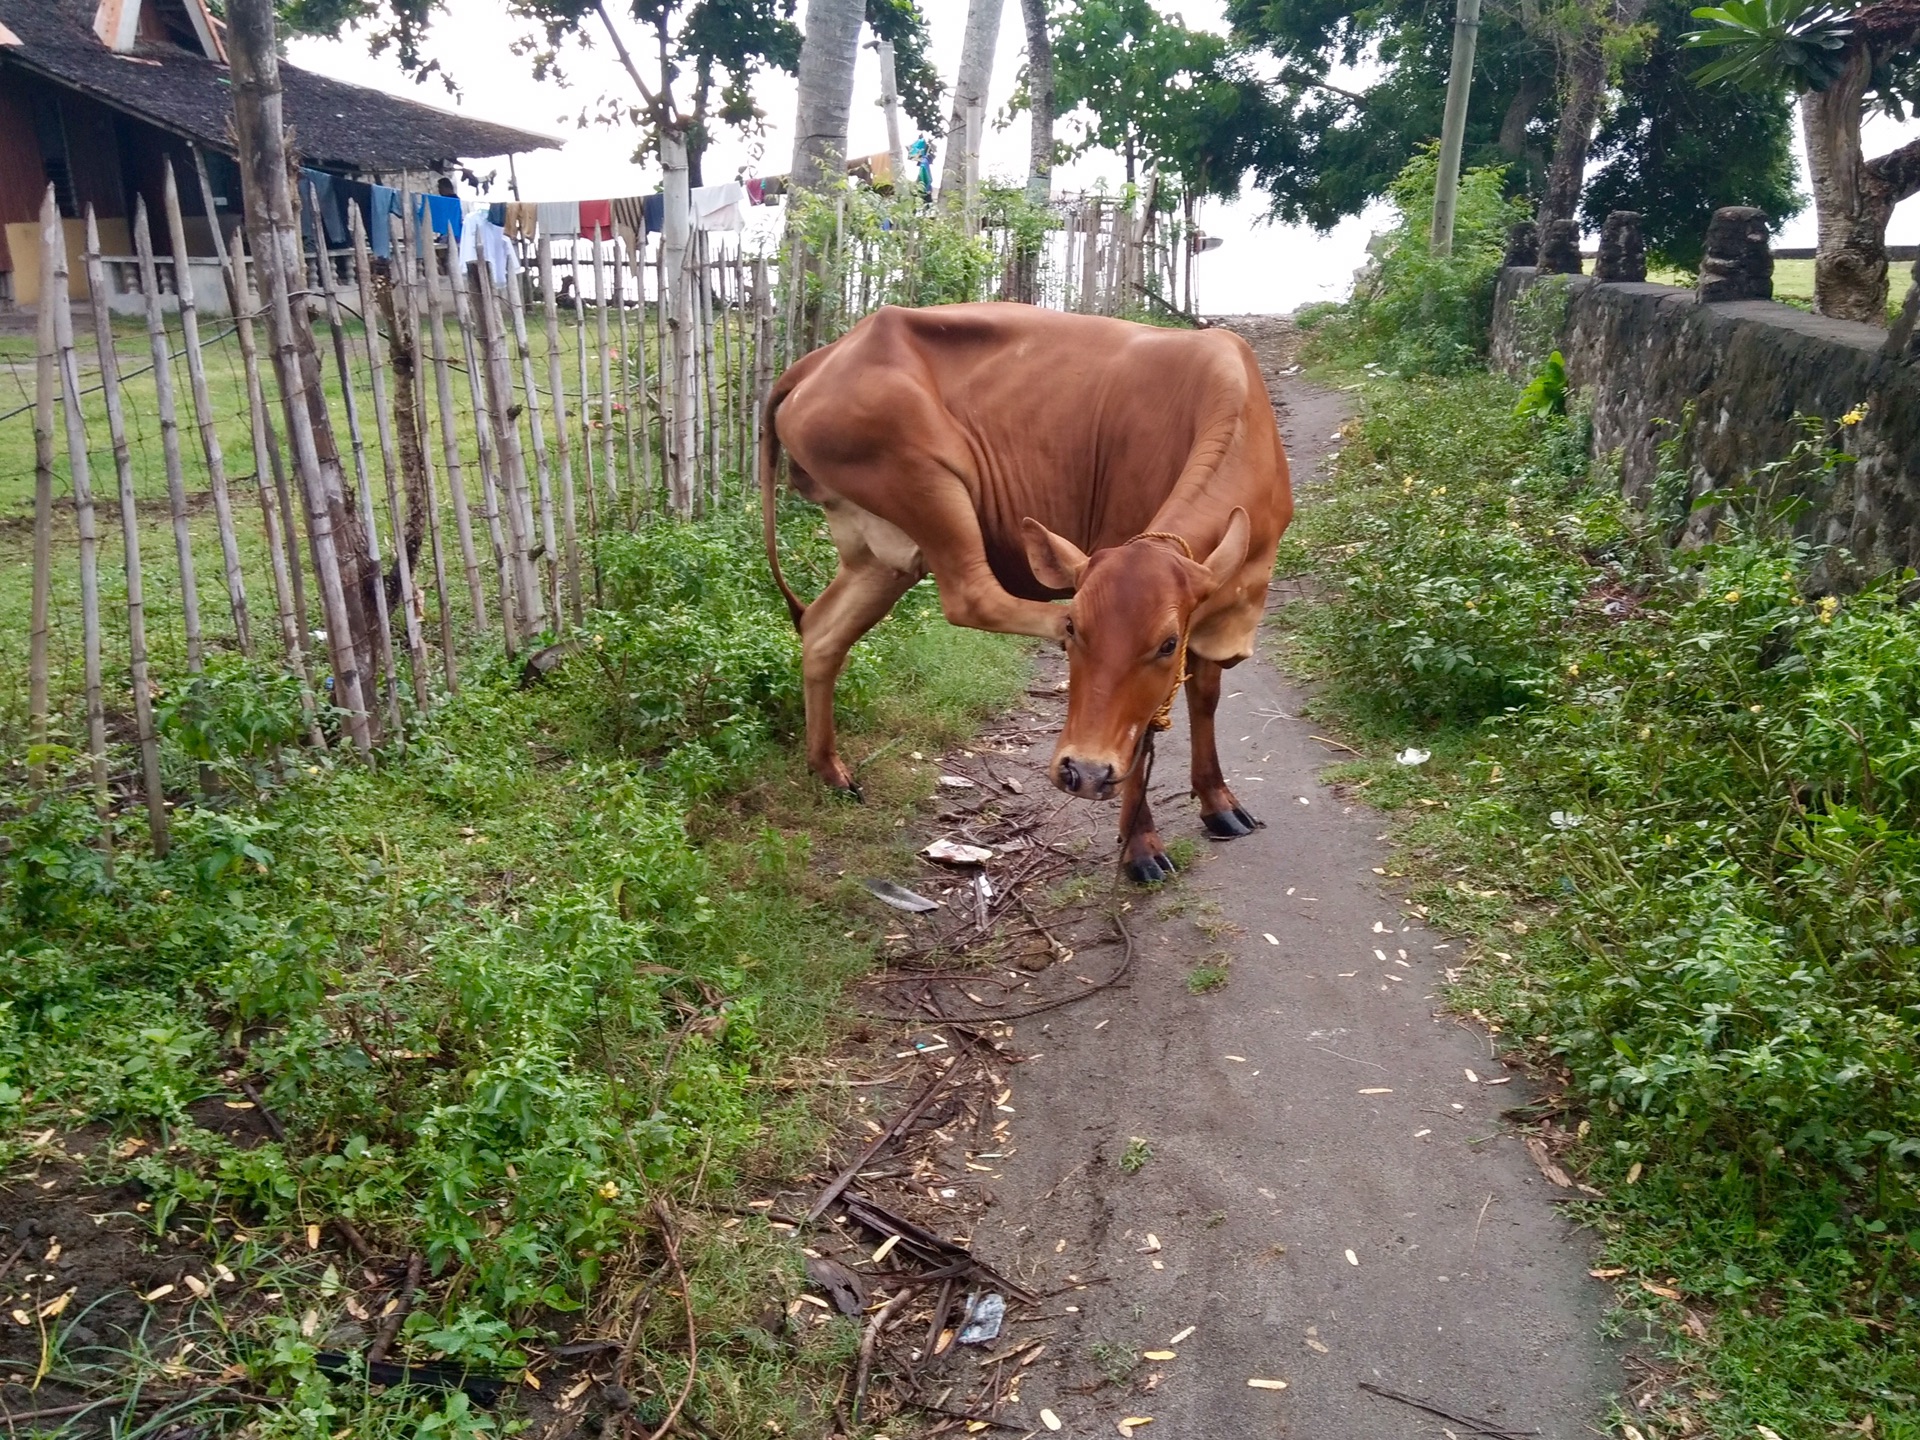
[{"left": 1128, "top": 531, "right": 1193, "bottom": 733}]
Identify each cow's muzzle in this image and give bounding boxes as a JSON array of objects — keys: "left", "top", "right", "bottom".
[{"left": 1053, "top": 754, "right": 1118, "bottom": 800}]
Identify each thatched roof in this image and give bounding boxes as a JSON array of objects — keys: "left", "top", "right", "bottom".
[{"left": 0, "top": 0, "right": 559, "bottom": 172}]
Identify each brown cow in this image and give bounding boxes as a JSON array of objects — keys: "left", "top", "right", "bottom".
[{"left": 760, "top": 302, "right": 1293, "bottom": 882}]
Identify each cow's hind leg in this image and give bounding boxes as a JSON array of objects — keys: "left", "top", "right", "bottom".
[
  {"left": 1186, "top": 656, "right": 1263, "bottom": 838},
  {"left": 1119, "top": 736, "right": 1176, "bottom": 884},
  {"left": 802, "top": 555, "right": 919, "bottom": 796}
]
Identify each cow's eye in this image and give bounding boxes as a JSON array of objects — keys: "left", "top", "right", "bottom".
[
  {"left": 1158, "top": 636, "right": 1179, "bottom": 657},
  {"left": 1063, "top": 617, "right": 1075, "bottom": 638}
]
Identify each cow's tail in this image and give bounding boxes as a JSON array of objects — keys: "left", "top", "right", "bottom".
[{"left": 760, "top": 373, "right": 808, "bottom": 631}]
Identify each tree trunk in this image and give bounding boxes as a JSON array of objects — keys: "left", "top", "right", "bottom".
[
  {"left": 1539, "top": 0, "right": 1646, "bottom": 226},
  {"left": 1020, "top": 0, "right": 1053, "bottom": 204},
  {"left": 663, "top": 129, "right": 699, "bottom": 516},
  {"left": 1803, "top": 47, "right": 1886, "bottom": 322},
  {"left": 941, "top": 0, "right": 1004, "bottom": 205},
  {"left": 226, "top": 0, "right": 375, "bottom": 752},
  {"left": 791, "top": 0, "right": 866, "bottom": 193}
]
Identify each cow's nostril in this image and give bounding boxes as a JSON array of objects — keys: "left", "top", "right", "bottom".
[{"left": 1057, "top": 756, "right": 1081, "bottom": 793}]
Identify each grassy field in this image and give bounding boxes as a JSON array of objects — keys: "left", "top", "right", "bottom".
[
  {"left": 1276, "top": 358, "right": 1920, "bottom": 1438},
  {"left": 1646, "top": 257, "right": 1913, "bottom": 320}
]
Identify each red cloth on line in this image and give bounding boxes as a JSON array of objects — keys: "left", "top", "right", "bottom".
[{"left": 578, "top": 198, "right": 614, "bottom": 237}]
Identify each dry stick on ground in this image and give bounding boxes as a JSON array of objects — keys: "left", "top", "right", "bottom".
[
  {"left": 421, "top": 232, "right": 489, "bottom": 633},
  {"left": 504, "top": 240, "right": 564, "bottom": 623},
  {"left": 852, "top": 1286, "right": 915, "bottom": 1421},
  {"left": 538, "top": 235, "right": 583, "bottom": 623},
  {"left": 131, "top": 194, "right": 205, "bottom": 675},
  {"left": 449, "top": 256, "right": 517, "bottom": 654},
  {"left": 163, "top": 162, "right": 251, "bottom": 655},
  {"left": 366, "top": 1253, "right": 424, "bottom": 1366},
  {"left": 28, "top": 222, "right": 56, "bottom": 790},
  {"left": 1356, "top": 1381, "right": 1539, "bottom": 1439},
  {"left": 392, "top": 206, "right": 460, "bottom": 692},
  {"left": 352, "top": 204, "right": 432, "bottom": 711},
  {"left": 332, "top": 1218, "right": 376, "bottom": 1263},
  {"left": 806, "top": 1060, "right": 966, "bottom": 1223},
  {"left": 308, "top": 193, "right": 401, "bottom": 731},
  {"left": 223, "top": 233, "right": 324, "bottom": 745},
  {"left": 641, "top": 1199, "right": 698, "bottom": 1440},
  {"left": 88, "top": 208, "right": 170, "bottom": 856}
]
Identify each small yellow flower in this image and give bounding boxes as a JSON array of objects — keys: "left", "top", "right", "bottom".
[
  {"left": 1749, "top": 704, "right": 1764, "bottom": 714},
  {"left": 1638, "top": 725, "right": 1652, "bottom": 740},
  {"left": 1432, "top": 486, "right": 1447, "bottom": 496},
  {"left": 1840, "top": 406, "right": 1868, "bottom": 426},
  {"left": 598, "top": 1181, "right": 620, "bottom": 1200},
  {"left": 1817, "top": 594, "right": 1840, "bottom": 624},
  {"left": 1724, "top": 589, "right": 1742, "bottom": 604},
  {"left": 1567, "top": 662, "right": 1580, "bottom": 677}
]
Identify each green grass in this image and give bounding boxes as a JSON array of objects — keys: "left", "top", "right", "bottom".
[
  {"left": 1185, "top": 960, "right": 1230, "bottom": 994},
  {"left": 1118, "top": 1138, "right": 1152, "bottom": 1174},
  {"left": 1277, "top": 363, "right": 1920, "bottom": 1438},
  {"left": 0, "top": 503, "right": 1031, "bottom": 1435},
  {"left": 1647, "top": 257, "right": 1912, "bottom": 322}
]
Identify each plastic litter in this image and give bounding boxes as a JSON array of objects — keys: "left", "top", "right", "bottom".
[
  {"left": 956, "top": 1292, "right": 1005, "bottom": 1345},
  {"left": 923, "top": 839, "right": 994, "bottom": 866},
  {"left": 864, "top": 879, "right": 939, "bottom": 913}
]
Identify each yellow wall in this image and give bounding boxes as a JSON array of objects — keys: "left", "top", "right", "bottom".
[{"left": 7, "top": 215, "right": 135, "bottom": 305}]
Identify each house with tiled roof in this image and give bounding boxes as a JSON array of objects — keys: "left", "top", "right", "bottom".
[{"left": 0, "top": 0, "right": 558, "bottom": 307}]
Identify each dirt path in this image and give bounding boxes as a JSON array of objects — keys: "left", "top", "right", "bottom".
[{"left": 866, "top": 316, "right": 1620, "bottom": 1438}]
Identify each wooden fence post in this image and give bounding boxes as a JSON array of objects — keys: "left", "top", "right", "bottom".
[
  {"left": 29, "top": 193, "right": 59, "bottom": 789},
  {"left": 590, "top": 227, "right": 617, "bottom": 504},
  {"left": 307, "top": 186, "right": 401, "bottom": 732},
  {"left": 227, "top": 232, "right": 326, "bottom": 744},
  {"left": 538, "top": 235, "right": 583, "bottom": 624},
  {"left": 419, "top": 228, "right": 490, "bottom": 633},
  {"left": 162, "top": 162, "right": 251, "bottom": 655},
  {"left": 392, "top": 205, "right": 460, "bottom": 692},
  {"left": 131, "top": 195, "right": 205, "bottom": 674},
  {"left": 475, "top": 258, "right": 543, "bottom": 635},
  {"left": 350, "top": 203, "right": 431, "bottom": 712},
  {"left": 450, "top": 253, "right": 517, "bottom": 653},
  {"left": 505, "top": 245, "right": 563, "bottom": 628},
  {"left": 87, "top": 207, "right": 170, "bottom": 854}
]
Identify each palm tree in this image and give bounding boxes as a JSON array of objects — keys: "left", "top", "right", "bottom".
[
  {"left": 1021, "top": 0, "right": 1055, "bottom": 203},
  {"left": 792, "top": 0, "right": 868, "bottom": 191},
  {"left": 1687, "top": 0, "right": 1920, "bottom": 322}
]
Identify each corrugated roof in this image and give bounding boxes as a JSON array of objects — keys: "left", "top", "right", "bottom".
[{"left": 0, "top": 0, "right": 559, "bottom": 171}]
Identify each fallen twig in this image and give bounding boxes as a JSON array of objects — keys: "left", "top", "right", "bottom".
[
  {"left": 1357, "top": 1380, "right": 1538, "bottom": 1438},
  {"left": 851, "top": 1287, "right": 915, "bottom": 1420},
  {"left": 238, "top": 1080, "right": 287, "bottom": 1142},
  {"left": 333, "top": 1217, "right": 375, "bottom": 1262},
  {"left": 367, "top": 1252, "right": 422, "bottom": 1366},
  {"left": 1308, "top": 734, "right": 1362, "bottom": 756},
  {"left": 805, "top": 1060, "right": 965, "bottom": 1223},
  {"left": 642, "top": 1198, "right": 698, "bottom": 1440}
]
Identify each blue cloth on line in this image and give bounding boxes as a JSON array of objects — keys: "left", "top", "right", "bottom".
[
  {"left": 415, "top": 193, "right": 464, "bottom": 244},
  {"left": 299, "top": 167, "right": 348, "bottom": 250},
  {"left": 642, "top": 192, "right": 663, "bottom": 234},
  {"left": 367, "top": 184, "right": 401, "bottom": 258}
]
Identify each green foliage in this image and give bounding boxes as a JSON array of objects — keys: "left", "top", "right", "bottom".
[
  {"left": 0, "top": 508, "right": 1028, "bottom": 1423},
  {"left": 1119, "top": 1138, "right": 1152, "bottom": 1173},
  {"left": 1285, "top": 368, "right": 1920, "bottom": 1431},
  {"left": 1049, "top": 0, "right": 1267, "bottom": 195},
  {"left": 1309, "top": 150, "right": 1530, "bottom": 377},
  {"left": 1584, "top": 0, "right": 1803, "bottom": 271},
  {"left": 1186, "top": 962, "right": 1230, "bottom": 994},
  {"left": 1513, "top": 350, "right": 1569, "bottom": 419},
  {"left": 1683, "top": 0, "right": 1855, "bottom": 92}
]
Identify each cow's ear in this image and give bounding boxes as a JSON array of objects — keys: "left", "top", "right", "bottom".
[
  {"left": 1200, "top": 508, "right": 1250, "bottom": 593},
  {"left": 1022, "top": 518, "right": 1090, "bottom": 593}
]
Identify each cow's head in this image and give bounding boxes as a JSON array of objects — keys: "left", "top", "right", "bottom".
[{"left": 1022, "top": 510, "right": 1250, "bottom": 800}]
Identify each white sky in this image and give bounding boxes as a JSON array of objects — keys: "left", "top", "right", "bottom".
[{"left": 285, "top": 1, "right": 1920, "bottom": 310}]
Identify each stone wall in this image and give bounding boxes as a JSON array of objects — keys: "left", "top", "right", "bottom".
[{"left": 1489, "top": 267, "right": 1920, "bottom": 581}]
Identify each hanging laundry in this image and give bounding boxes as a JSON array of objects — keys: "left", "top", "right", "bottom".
[
  {"left": 486, "top": 202, "right": 507, "bottom": 226},
  {"left": 505, "top": 201, "right": 539, "bottom": 241},
  {"left": 416, "top": 192, "right": 464, "bottom": 244},
  {"left": 612, "top": 195, "right": 648, "bottom": 252},
  {"left": 689, "top": 181, "right": 746, "bottom": 232},
  {"left": 578, "top": 198, "right": 614, "bottom": 239},
  {"left": 642, "top": 193, "right": 664, "bottom": 233},
  {"left": 456, "top": 200, "right": 485, "bottom": 270},
  {"left": 755, "top": 175, "right": 787, "bottom": 200},
  {"left": 299, "top": 167, "right": 348, "bottom": 249},
  {"left": 476, "top": 218, "right": 519, "bottom": 286},
  {"left": 536, "top": 199, "right": 579, "bottom": 238},
  {"left": 367, "top": 184, "right": 402, "bottom": 257}
]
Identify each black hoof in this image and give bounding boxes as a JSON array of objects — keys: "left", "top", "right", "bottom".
[
  {"left": 1201, "top": 805, "right": 1263, "bottom": 840},
  {"left": 1125, "top": 850, "right": 1178, "bottom": 885},
  {"left": 831, "top": 781, "right": 865, "bottom": 803}
]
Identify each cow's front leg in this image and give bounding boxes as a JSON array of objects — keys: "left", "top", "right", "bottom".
[
  {"left": 801, "top": 557, "right": 920, "bottom": 796},
  {"left": 1118, "top": 737, "right": 1176, "bottom": 883},
  {"left": 1186, "top": 656, "right": 1262, "bottom": 838}
]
